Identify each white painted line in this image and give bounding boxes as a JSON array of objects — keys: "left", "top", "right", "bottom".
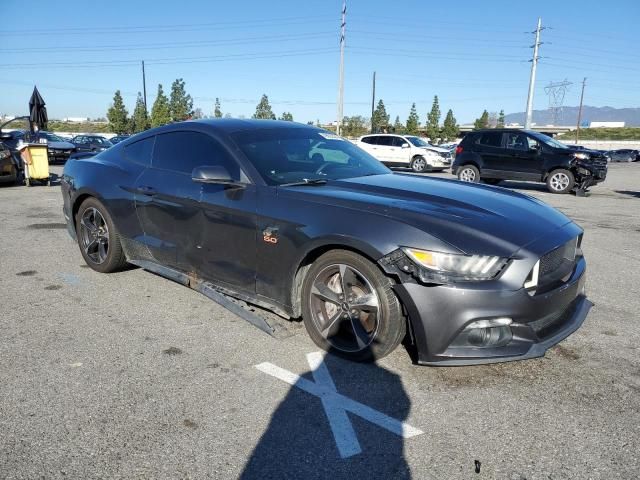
[{"left": 254, "top": 352, "right": 424, "bottom": 458}]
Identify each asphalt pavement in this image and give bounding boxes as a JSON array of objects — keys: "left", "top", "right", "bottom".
[{"left": 0, "top": 164, "right": 638, "bottom": 479}]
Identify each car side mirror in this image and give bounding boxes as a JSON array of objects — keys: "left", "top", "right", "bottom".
[
  {"left": 401, "top": 143, "right": 410, "bottom": 148},
  {"left": 192, "top": 165, "right": 244, "bottom": 187}
]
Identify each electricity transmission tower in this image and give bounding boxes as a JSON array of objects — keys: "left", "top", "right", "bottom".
[{"left": 544, "top": 79, "right": 572, "bottom": 125}]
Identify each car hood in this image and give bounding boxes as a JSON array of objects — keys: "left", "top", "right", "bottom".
[
  {"left": 48, "top": 141, "right": 75, "bottom": 149},
  {"left": 420, "top": 145, "right": 450, "bottom": 154},
  {"left": 281, "top": 173, "right": 575, "bottom": 257}
]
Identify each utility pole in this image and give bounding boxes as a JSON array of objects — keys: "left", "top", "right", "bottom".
[
  {"left": 575, "top": 77, "right": 587, "bottom": 144},
  {"left": 142, "top": 60, "right": 147, "bottom": 113},
  {"left": 370, "top": 71, "right": 376, "bottom": 133},
  {"left": 525, "top": 18, "right": 543, "bottom": 129},
  {"left": 336, "top": 1, "right": 346, "bottom": 135}
]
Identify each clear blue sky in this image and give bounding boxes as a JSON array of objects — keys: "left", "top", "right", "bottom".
[{"left": 1, "top": 0, "right": 637, "bottom": 124}]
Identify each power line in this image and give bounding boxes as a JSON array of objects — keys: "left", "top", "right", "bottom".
[
  {"left": 0, "top": 32, "right": 334, "bottom": 53},
  {"left": 0, "top": 48, "right": 338, "bottom": 70},
  {"left": 0, "top": 15, "right": 335, "bottom": 36}
]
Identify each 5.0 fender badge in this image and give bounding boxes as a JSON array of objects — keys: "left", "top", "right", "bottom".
[{"left": 263, "top": 226, "right": 279, "bottom": 244}]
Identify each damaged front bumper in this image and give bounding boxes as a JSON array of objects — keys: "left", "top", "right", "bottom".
[{"left": 380, "top": 226, "right": 591, "bottom": 366}]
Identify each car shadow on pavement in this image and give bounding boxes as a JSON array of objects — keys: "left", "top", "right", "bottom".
[
  {"left": 241, "top": 349, "right": 414, "bottom": 480},
  {"left": 615, "top": 190, "right": 640, "bottom": 199}
]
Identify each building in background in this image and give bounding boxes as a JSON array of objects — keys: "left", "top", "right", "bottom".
[{"left": 589, "top": 121, "right": 625, "bottom": 128}]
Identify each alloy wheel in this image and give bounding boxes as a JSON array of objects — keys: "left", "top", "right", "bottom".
[
  {"left": 459, "top": 167, "right": 476, "bottom": 182},
  {"left": 79, "top": 207, "right": 109, "bottom": 264},
  {"left": 309, "top": 263, "right": 380, "bottom": 353},
  {"left": 412, "top": 157, "right": 427, "bottom": 172},
  {"left": 550, "top": 172, "right": 570, "bottom": 192}
]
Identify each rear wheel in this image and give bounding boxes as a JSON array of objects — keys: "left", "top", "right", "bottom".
[
  {"left": 457, "top": 165, "right": 480, "bottom": 183},
  {"left": 75, "top": 197, "right": 127, "bottom": 273},
  {"left": 546, "top": 169, "right": 574, "bottom": 194},
  {"left": 301, "top": 250, "right": 405, "bottom": 362},
  {"left": 410, "top": 156, "right": 428, "bottom": 173}
]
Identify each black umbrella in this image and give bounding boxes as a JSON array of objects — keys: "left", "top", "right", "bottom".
[{"left": 29, "top": 86, "right": 48, "bottom": 131}]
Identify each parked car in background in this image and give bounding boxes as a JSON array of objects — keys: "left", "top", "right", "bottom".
[
  {"left": 109, "top": 135, "right": 131, "bottom": 145},
  {"left": 0, "top": 141, "right": 18, "bottom": 185},
  {"left": 453, "top": 129, "right": 608, "bottom": 194},
  {"left": 61, "top": 119, "right": 591, "bottom": 365},
  {"left": 0, "top": 129, "right": 76, "bottom": 165},
  {"left": 38, "top": 131, "right": 76, "bottom": 164},
  {"left": 607, "top": 149, "right": 639, "bottom": 162},
  {"left": 71, "top": 135, "right": 113, "bottom": 153},
  {"left": 357, "top": 134, "right": 451, "bottom": 172}
]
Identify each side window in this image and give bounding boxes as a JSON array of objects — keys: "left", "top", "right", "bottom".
[
  {"left": 504, "top": 133, "right": 528, "bottom": 151},
  {"left": 526, "top": 136, "right": 539, "bottom": 150},
  {"left": 376, "top": 136, "right": 393, "bottom": 146},
  {"left": 124, "top": 136, "right": 155, "bottom": 167},
  {"left": 361, "top": 136, "right": 375, "bottom": 144},
  {"left": 392, "top": 136, "right": 407, "bottom": 147},
  {"left": 152, "top": 131, "right": 240, "bottom": 179},
  {"left": 477, "top": 132, "right": 502, "bottom": 148}
]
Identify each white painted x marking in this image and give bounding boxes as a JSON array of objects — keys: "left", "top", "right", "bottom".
[{"left": 255, "top": 351, "right": 424, "bottom": 458}]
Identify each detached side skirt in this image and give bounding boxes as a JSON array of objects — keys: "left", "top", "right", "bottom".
[{"left": 129, "top": 259, "right": 293, "bottom": 338}]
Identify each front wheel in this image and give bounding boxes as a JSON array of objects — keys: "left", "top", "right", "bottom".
[
  {"left": 457, "top": 165, "right": 480, "bottom": 183},
  {"left": 301, "top": 250, "right": 406, "bottom": 362},
  {"left": 410, "top": 156, "right": 428, "bottom": 173},
  {"left": 546, "top": 169, "right": 574, "bottom": 194}
]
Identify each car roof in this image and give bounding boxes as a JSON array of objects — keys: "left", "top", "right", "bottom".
[{"left": 361, "top": 133, "right": 406, "bottom": 138}]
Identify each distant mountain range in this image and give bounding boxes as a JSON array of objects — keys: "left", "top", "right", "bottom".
[{"left": 504, "top": 106, "right": 640, "bottom": 127}]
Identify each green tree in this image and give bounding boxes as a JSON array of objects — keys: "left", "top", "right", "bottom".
[
  {"left": 473, "top": 110, "right": 490, "bottom": 130},
  {"left": 426, "top": 95, "right": 441, "bottom": 142},
  {"left": 405, "top": 103, "right": 420, "bottom": 135},
  {"left": 497, "top": 109, "right": 505, "bottom": 128},
  {"left": 252, "top": 94, "right": 276, "bottom": 120},
  {"left": 371, "top": 99, "right": 390, "bottom": 133},
  {"left": 214, "top": 98, "right": 222, "bottom": 118},
  {"left": 279, "top": 112, "right": 294, "bottom": 121},
  {"left": 106, "top": 90, "right": 129, "bottom": 134},
  {"left": 150, "top": 84, "right": 171, "bottom": 128},
  {"left": 341, "top": 116, "right": 368, "bottom": 137},
  {"left": 393, "top": 115, "right": 403, "bottom": 133},
  {"left": 168, "top": 78, "right": 193, "bottom": 122},
  {"left": 441, "top": 109, "right": 459, "bottom": 140},
  {"left": 130, "top": 92, "right": 149, "bottom": 133}
]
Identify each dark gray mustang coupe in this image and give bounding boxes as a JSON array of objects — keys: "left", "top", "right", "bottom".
[{"left": 61, "top": 120, "right": 591, "bottom": 365}]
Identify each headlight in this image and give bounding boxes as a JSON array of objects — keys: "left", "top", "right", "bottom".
[
  {"left": 573, "top": 153, "right": 590, "bottom": 160},
  {"left": 402, "top": 247, "right": 509, "bottom": 282}
]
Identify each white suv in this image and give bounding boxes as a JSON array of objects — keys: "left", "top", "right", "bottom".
[{"left": 356, "top": 134, "right": 452, "bottom": 172}]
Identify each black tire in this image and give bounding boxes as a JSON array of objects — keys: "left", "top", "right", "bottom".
[
  {"left": 457, "top": 164, "right": 480, "bottom": 183},
  {"left": 75, "top": 197, "right": 127, "bottom": 273},
  {"left": 301, "top": 249, "right": 406, "bottom": 362},
  {"left": 410, "top": 156, "right": 428, "bottom": 173},
  {"left": 546, "top": 169, "right": 575, "bottom": 194},
  {"left": 483, "top": 178, "right": 502, "bottom": 185}
]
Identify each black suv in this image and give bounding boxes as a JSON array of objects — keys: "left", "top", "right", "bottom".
[{"left": 453, "top": 129, "right": 608, "bottom": 194}]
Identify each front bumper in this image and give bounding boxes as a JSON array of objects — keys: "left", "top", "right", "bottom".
[
  {"left": 48, "top": 149, "right": 73, "bottom": 163},
  {"left": 392, "top": 251, "right": 590, "bottom": 366}
]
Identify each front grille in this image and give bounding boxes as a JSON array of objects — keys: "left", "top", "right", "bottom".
[{"left": 537, "top": 238, "right": 578, "bottom": 288}]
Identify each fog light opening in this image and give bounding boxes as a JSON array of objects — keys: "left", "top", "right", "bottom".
[{"left": 450, "top": 319, "right": 513, "bottom": 349}]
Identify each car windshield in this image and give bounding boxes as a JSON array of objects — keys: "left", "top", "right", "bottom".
[
  {"left": 232, "top": 128, "right": 391, "bottom": 186},
  {"left": 43, "top": 133, "right": 63, "bottom": 142},
  {"left": 406, "top": 136, "right": 429, "bottom": 147},
  {"left": 529, "top": 131, "right": 569, "bottom": 149}
]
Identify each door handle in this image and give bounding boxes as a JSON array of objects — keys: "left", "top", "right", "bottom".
[{"left": 136, "top": 185, "right": 157, "bottom": 196}]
